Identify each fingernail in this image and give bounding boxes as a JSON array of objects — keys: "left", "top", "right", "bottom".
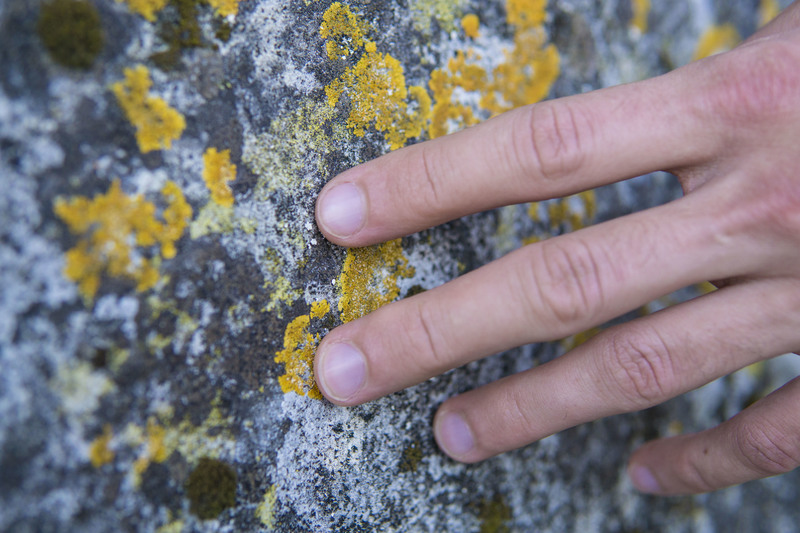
[
  {"left": 317, "top": 183, "right": 366, "bottom": 238},
  {"left": 317, "top": 343, "right": 366, "bottom": 401},
  {"left": 630, "top": 465, "right": 661, "bottom": 493},
  {"left": 436, "top": 412, "right": 475, "bottom": 457}
]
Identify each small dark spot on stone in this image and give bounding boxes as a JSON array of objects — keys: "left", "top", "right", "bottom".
[
  {"left": 399, "top": 441, "right": 423, "bottom": 473},
  {"left": 185, "top": 457, "right": 237, "bottom": 520},
  {"left": 477, "top": 494, "right": 511, "bottom": 533},
  {"left": 90, "top": 347, "right": 108, "bottom": 369},
  {"left": 37, "top": 0, "right": 104, "bottom": 70},
  {"left": 405, "top": 284, "right": 426, "bottom": 298}
]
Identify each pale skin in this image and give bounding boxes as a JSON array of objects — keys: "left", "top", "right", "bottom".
[{"left": 313, "top": 4, "right": 800, "bottom": 495}]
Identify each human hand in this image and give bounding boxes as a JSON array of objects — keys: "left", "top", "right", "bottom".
[{"left": 313, "top": 4, "right": 800, "bottom": 495}]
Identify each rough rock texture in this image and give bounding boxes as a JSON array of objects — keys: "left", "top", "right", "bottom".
[{"left": 1, "top": 0, "right": 798, "bottom": 531}]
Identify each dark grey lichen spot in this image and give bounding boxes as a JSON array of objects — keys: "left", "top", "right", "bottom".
[
  {"left": 37, "top": 0, "right": 103, "bottom": 69},
  {"left": 185, "top": 457, "right": 237, "bottom": 520}
]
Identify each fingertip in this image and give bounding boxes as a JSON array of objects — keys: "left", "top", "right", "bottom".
[
  {"left": 314, "top": 339, "right": 368, "bottom": 405},
  {"left": 628, "top": 462, "right": 663, "bottom": 494},
  {"left": 433, "top": 407, "right": 479, "bottom": 463},
  {"left": 315, "top": 181, "right": 367, "bottom": 243}
]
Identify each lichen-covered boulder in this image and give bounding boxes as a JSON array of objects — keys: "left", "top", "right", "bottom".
[{"left": 1, "top": 0, "right": 798, "bottom": 531}]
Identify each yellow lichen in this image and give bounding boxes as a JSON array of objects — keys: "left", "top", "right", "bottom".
[
  {"left": 461, "top": 13, "right": 480, "bottom": 38},
  {"left": 480, "top": 0, "right": 560, "bottom": 115},
  {"left": 428, "top": 50, "right": 485, "bottom": 139},
  {"left": 207, "top": 0, "right": 240, "bottom": 17},
  {"left": 692, "top": 24, "right": 740, "bottom": 61},
  {"left": 111, "top": 65, "right": 186, "bottom": 153},
  {"left": 409, "top": 0, "right": 469, "bottom": 34},
  {"left": 759, "top": 0, "right": 781, "bottom": 27},
  {"left": 256, "top": 485, "right": 278, "bottom": 528},
  {"left": 116, "top": 0, "right": 168, "bottom": 21},
  {"left": 124, "top": 396, "right": 235, "bottom": 486},
  {"left": 133, "top": 417, "right": 170, "bottom": 475},
  {"left": 89, "top": 424, "right": 115, "bottom": 467},
  {"left": 274, "top": 300, "right": 331, "bottom": 399},
  {"left": 338, "top": 239, "right": 415, "bottom": 324},
  {"left": 630, "top": 0, "right": 650, "bottom": 33},
  {"left": 319, "top": 2, "right": 369, "bottom": 60},
  {"left": 55, "top": 179, "right": 192, "bottom": 300},
  {"left": 203, "top": 147, "right": 237, "bottom": 207},
  {"left": 321, "top": 0, "right": 558, "bottom": 148},
  {"left": 326, "top": 44, "right": 431, "bottom": 150}
]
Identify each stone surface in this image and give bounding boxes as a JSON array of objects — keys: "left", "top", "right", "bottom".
[{"left": 1, "top": 0, "right": 798, "bottom": 531}]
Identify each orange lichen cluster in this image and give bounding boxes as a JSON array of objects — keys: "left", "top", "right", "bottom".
[
  {"left": 323, "top": 3, "right": 432, "bottom": 150},
  {"left": 133, "top": 418, "right": 170, "bottom": 475},
  {"left": 630, "top": 0, "right": 651, "bottom": 33},
  {"left": 321, "top": 1, "right": 559, "bottom": 148},
  {"left": 55, "top": 179, "right": 192, "bottom": 300},
  {"left": 461, "top": 13, "right": 480, "bottom": 38},
  {"left": 111, "top": 65, "right": 186, "bottom": 153},
  {"left": 202, "top": 148, "right": 237, "bottom": 207},
  {"left": 118, "top": 0, "right": 241, "bottom": 20},
  {"left": 692, "top": 24, "right": 740, "bottom": 61},
  {"left": 207, "top": 0, "right": 240, "bottom": 17},
  {"left": 337, "top": 240, "right": 415, "bottom": 324},
  {"left": 116, "top": 0, "right": 169, "bottom": 22},
  {"left": 89, "top": 424, "right": 115, "bottom": 467},
  {"left": 274, "top": 300, "right": 331, "bottom": 398},
  {"left": 319, "top": 2, "right": 369, "bottom": 60}
]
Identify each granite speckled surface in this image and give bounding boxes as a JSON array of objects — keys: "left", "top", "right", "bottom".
[{"left": 2, "top": 0, "right": 799, "bottom": 531}]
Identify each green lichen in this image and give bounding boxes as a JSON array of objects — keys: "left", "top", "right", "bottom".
[
  {"left": 185, "top": 457, "right": 237, "bottom": 520},
  {"left": 409, "top": 0, "right": 469, "bottom": 34},
  {"left": 37, "top": 0, "right": 104, "bottom": 70},
  {"left": 478, "top": 494, "right": 512, "bottom": 533},
  {"left": 399, "top": 441, "right": 423, "bottom": 473}
]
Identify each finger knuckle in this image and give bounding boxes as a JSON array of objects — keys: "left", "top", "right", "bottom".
[
  {"left": 735, "top": 421, "right": 800, "bottom": 476},
  {"left": 709, "top": 40, "right": 800, "bottom": 127},
  {"left": 391, "top": 143, "right": 447, "bottom": 220},
  {"left": 602, "top": 326, "right": 677, "bottom": 409},
  {"left": 522, "top": 238, "right": 606, "bottom": 328},
  {"left": 522, "top": 101, "right": 591, "bottom": 182},
  {"left": 404, "top": 298, "right": 451, "bottom": 375}
]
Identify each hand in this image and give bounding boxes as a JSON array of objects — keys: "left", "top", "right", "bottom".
[{"left": 313, "top": 4, "right": 800, "bottom": 495}]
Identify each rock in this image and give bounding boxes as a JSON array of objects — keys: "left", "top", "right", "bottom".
[{"left": 1, "top": 0, "right": 798, "bottom": 531}]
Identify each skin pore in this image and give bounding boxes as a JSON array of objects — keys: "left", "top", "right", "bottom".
[{"left": 314, "top": 3, "right": 800, "bottom": 495}]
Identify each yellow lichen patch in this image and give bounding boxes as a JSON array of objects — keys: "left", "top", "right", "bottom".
[
  {"left": 338, "top": 239, "right": 415, "bottom": 324},
  {"left": 89, "top": 424, "right": 115, "bottom": 467},
  {"left": 692, "top": 24, "right": 740, "bottom": 61},
  {"left": 428, "top": 0, "right": 559, "bottom": 137},
  {"left": 111, "top": 65, "right": 186, "bottom": 153},
  {"left": 207, "top": 0, "right": 240, "bottom": 17},
  {"left": 428, "top": 50, "right": 486, "bottom": 139},
  {"left": 326, "top": 45, "right": 432, "bottom": 150},
  {"left": 480, "top": 2, "right": 560, "bottom": 115},
  {"left": 759, "top": 0, "right": 781, "bottom": 27},
  {"left": 461, "top": 13, "right": 480, "bottom": 38},
  {"left": 116, "top": 0, "right": 168, "bottom": 21},
  {"left": 55, "top": 179, "right": 192, "bottom": 300},
  {"left": 319, "top": 2, "right": 369, "bottom": 60},
  {"left": 244, "top": 99, "right": 342, "bottom": 193},
  {"left": 124, "top": 397, "right": 236, "bottom": 486},
  {"left": 545, "top": 190, "right": 597, "bottom": 232},
  {"left": 409, "top": 0, "right": 469, "bottom": 34},
  {"left": 256, "top": 484, "right": 278, "bottom": 528},
  {"left": 506, "top": 0, "right": 547, "bottom": 28},
  {"left": 274, "top": 300, "right": 331, "bottom": 399},
  {"left": 561, "top": 326, "right": 601, "bottom": 351},
  {"left": 203, "top": 147, "right": 237, "bottom": 207},
  {"left": 133, "top": 417, "right": 170, "bottom": 475},
  {"left": 630, "top": 0, "right": 651, "bottom": 33}
]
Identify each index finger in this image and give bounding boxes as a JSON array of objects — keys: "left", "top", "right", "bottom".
[{"left": 316, "top": 61, "right": 719, "bottom": 247}]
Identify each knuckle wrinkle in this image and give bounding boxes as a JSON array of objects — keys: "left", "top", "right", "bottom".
[{"left": 526, "top": 102, "right": 589, "bottom": 182}]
